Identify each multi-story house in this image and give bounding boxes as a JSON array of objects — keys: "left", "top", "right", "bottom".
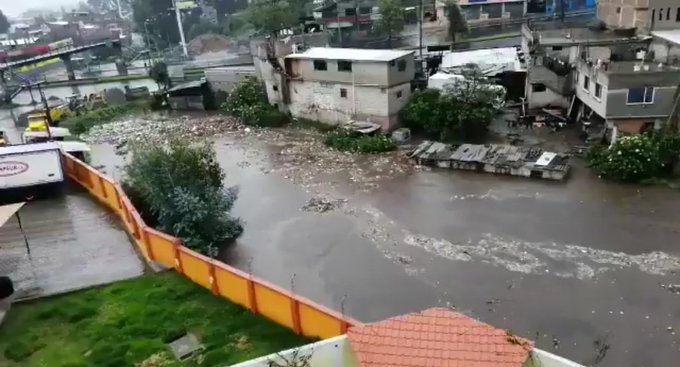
[
  {"left": 598, "top": 0, "right": 680, "bottom": 32},
  {"left": 282, "top": 48, "right": 415, "bottom": 130}
]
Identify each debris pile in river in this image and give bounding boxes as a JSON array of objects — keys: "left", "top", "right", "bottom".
[
  {"left": 301, "top": 196, "right": 347, "bottom": 213},
  {"left": 81, "top": 114, "right": 243, "bottom": 146}
]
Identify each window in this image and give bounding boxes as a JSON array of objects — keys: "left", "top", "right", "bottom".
[
  {"left": 358, "top": 23, "right": 371, "bottom": 31},
  {"left": 313, "top": 60, "right": 327, "bottom": 71},
  {"left": 552, "top": 46, "right": 563, "bottom": 51},
  {"left": 652, "top": 9, "right": 656, "bottom": 23},
  {"left": 660, "top": 8, "right": 664, "bottom": 21},
  {"left": 389, "top": 60, "right": 396, "bottom": 67},
  {"left": 627, "top": 87, "right": 655, "bottom": 104},
  {"left": 594, "top": 83, "right": 602, "bottom": 99},
  {"left": 359, "top": 6, "right": 372, "bottom": 15},
  {"left": 677, "top": 7, "right": 680, "bottom": 22},
  {"left": 337, "top": 60, "right": 352, "bottom": 72},
  {"left": 340, "top": 88, "right": 347, "bottom": 98},
  {"left": 667, "top": 8, "right": 671, "bottom": 21},
  {"left": 532, "top": 83, "right": 547, "bottom": 92},
  {"left": 616, "top": 7, "right": 621, "bottom": 14},
  {"left": 345, "top": 8, "right": 356, "bottom": 16},
  {"left": 583, "top": 75, "right": 590, "bottom": 92},
  {"left": 272, "top": 85, "right": 279, "bottom": 91},
  {"left": 396, "top": 90, "right": 403, "bottom": 99},
  {"left": 397, "top": 59, "right": 406, "bottom": 71}
]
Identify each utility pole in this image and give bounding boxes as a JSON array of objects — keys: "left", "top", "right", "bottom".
[
  {"left": 172, "top": 0, "right": 189, "bottom": 57},
  {"left": 418, "top": 0, "right": 423, "bottom": 60},
  {"left": 36, "top": 83, "right": 53, "bottom": 141}
]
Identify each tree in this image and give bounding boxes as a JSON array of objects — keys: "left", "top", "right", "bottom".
[
  {"left": 377, "top": 0, "right": 404, "bottom": 47},
  {"left": 188, "top": 19, "right": 221, "bottom": 39},
  {"left": 246, "top": 0, "right": 297, "bottom": 35},
  {"left": 149, "top": 61, "right": 170, "bottom": 91},
  {"left": 222, "top": 76, "right": 289, "bottom": 126},
  {"left": 0, "top": 10, "right": 9, "bottom": 34},
  {"left": 401, "top": 74, "right": 501, "bottom": 142},
  {"left": 444, "top": 0, "right": 468, "bottom": 46},
  {"left": 124, "top": 140, "right": 243, "bottom": 257}
]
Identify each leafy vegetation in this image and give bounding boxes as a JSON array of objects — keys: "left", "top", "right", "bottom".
[
  {"left": 444, "top": 0, "right": 468, "bottom": 45},
  {"left": 401, "top": 77, "right": 502, "bottom": 142},
  {"left": 377, "top": 0, "right": 405, "bottom": 47},
  {"left": 124, "top": 140, "right": 243, "bottom": 257},
  {"left": 222, "top": 77, "right": 289, "bottom": 127},
  {"left": 324, "top": 130, "right": 397, "bottom": 153},
  {"left": 246, "top": 0, "right": 297, "bottom": 35},
  {"left": 0, "top": 272, "right": 308, "bottom": 367},
  {"left": 149, "top": 61, "right": 170, "bottom": 91},
  {"left": 587, "top": 133, "right": 680, "bottom": 182},
  {"left": 60, "top": 103, "right": 143, "bottom": 135}
]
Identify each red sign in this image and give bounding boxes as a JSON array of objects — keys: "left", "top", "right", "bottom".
[{"left": 0, "top": 161, "right": 29, "bottom": 177}]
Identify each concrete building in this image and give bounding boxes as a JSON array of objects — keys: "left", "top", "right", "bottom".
[
  {"left": 282, "top": 47, "right": 415, "bottom": 130},
  {"left": 521, "top": 23, "right": 649, "bottom": 109},
  {"left": 598, "top": 0, "right": 680, "bottom": 32}
]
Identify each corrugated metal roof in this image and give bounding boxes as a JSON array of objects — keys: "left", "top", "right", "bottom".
[
  {"left": 652, "top": 30, "right": 680, "bottom": 46},
  {"left": 286, "top": 47, "right": 413, "bottom": 62},
  {"left": 0, "top": 142, "right": 61, "bottom": 155},
  {"left": 347, "top": 307, "right": 533, "bottom": 367}
]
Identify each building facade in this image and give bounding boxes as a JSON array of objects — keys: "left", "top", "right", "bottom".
[
  {"left": 283, "top": 48, "right": 415, "bottom": 130},
  {"left": 598, "top": 0, "right": 680, "bottom": 32}
]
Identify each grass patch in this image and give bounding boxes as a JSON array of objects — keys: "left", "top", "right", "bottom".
[
  {"left": 0, "top": 272, "right": 308, "bottom": 367},
  {"left": 60, "top": 103, "right": 145, "bottom": 135}
]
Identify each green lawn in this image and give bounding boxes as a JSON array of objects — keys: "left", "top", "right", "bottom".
[{"left": 0, "top": 272, "right": 309, "bottom": 367}]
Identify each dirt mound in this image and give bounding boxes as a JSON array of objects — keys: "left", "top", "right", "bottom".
[{"left": 187, "top": 34, "right": 234, "bottom": 56}]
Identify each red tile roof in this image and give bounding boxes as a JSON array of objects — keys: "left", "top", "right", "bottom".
[{"left": 347, "top": 307, "right": 533, "bottom": 367}]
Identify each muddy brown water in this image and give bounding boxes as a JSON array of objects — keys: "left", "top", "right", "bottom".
[{"left": 84, "top": 126, "right": 680, "bottom": 367}]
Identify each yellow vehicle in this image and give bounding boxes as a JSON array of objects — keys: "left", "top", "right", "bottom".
[{"left": 27, "top": 112, "right": 50, "bottom": 132}]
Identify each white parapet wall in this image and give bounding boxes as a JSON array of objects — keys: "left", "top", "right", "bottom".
[
  {"left": 526, "top": 349, "right": 587, "bottom": 367},
  {"left": 229, "top": 335, "right": 359, "bottom": 367}
]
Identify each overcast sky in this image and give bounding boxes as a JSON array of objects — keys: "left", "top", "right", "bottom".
[{"left": 2, "top": 0, "right": 80, "bottom": 18}]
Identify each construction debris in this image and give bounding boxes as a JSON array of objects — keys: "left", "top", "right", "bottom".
[{"left": 301, "top": 197, "right": 347, "bottom": 213}]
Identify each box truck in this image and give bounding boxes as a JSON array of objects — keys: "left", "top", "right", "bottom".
[{"left": 0, "top": 142, "right": 64, "bottom": 203}]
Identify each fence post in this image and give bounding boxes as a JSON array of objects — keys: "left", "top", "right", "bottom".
[
  {"left": 246, "top": 278, "right": 259, "bottom": 314},
  {"left": 173, "top": 239, "right": 184, "bottom": 274},
  {"left": 142, "top": 227, "right": 155, "bottom": 261},
  {"left": 209, "top": 261, "right": 219, "bottom": 296},
  {"left": 98, "top": 176, "right": 108, "bottom": 199},
  {"left": 290, "top": 297, "right": 302, "bottom": 335}
]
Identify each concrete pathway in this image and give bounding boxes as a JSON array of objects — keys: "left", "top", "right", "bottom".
[{"left": 0, "top": 192, "right": 144, "bottom": 300}]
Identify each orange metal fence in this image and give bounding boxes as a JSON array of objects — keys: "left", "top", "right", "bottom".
[{"left": 61, "top": 153, "right": 359, "bottom": 339}]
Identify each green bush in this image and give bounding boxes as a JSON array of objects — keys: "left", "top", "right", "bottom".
[
  {"left": 61, "top": 104, "right": 140, "bottom": 135},
  {"left": 124, "top": 139, "right": 242, "bottom": 257},
  {"left": 587, "top": 135, "right": 664, "bottom": 182},
  {"left": 221, "top": 77, "right": 289, "bottom": 127},
  {"left": 324, "top": 130, "right": 396, "bottom": 153}
]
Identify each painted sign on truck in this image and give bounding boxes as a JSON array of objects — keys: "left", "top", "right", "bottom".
[{"left": 0, "top": 142, "right": 64, "bottom": 190}]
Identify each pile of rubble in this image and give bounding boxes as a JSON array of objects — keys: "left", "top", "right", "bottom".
[{"left": 81, "top": 114, "right": 243, "bottom": 146}]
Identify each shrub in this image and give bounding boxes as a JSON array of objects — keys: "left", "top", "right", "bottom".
[
  {"left": 324, "top": 130, "right": 396, "bottom": 153},
  {"left": 587, "top": 135, "right": 664, "bottom": 182},
  {"left": 4, "top": 337, "right": 45, "bottom": 362},
  {"left": 222, "top": 77, "right": 288, "bottom": 127},
  {"left": 61, "top": 104, "right": 140, "bottom": 135},
  {"left": 124, "top": 140, "right": 242, "bottom": 256}
]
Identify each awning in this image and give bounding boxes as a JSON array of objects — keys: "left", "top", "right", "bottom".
[{"left": 0, "top": 203, "right": 25, "bottom": 228}]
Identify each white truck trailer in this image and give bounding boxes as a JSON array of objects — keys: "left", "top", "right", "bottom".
[{"left": 0, "top": 142, "right": 64, "bottom": 203}]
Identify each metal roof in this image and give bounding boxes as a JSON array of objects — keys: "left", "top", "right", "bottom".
[
  {"left": 0, "top": 142, "right": 61, "bottom": 155},
  {"left": 286, "top": 47, "right": 414, "bottom": 62},
  {"left": 652, "top": 30, "right": 680, "bottom": 46}
]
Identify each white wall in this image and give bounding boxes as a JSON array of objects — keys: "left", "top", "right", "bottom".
[
  {"left": 229, "top": 335, "right": 359, "bottom": 367},
  {"left": 527, "top": 81, "right": 570, "bottom": 109},
  {"left": 525, "top": 349, "right": 587, "bottom": 367},
  {"left": 574, "top": 66, "right": 609, "bottom": 118},
  {"left": 288, "top": 79, "right": 408, "bottom": 130}
]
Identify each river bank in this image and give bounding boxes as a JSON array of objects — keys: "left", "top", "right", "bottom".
[{"left": 79, "top": 111, "right": 680, "bottom": 367}]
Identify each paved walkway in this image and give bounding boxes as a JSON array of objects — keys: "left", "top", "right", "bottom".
[{"left": 0, "top": 193, "right": 144, "bottom": 300}]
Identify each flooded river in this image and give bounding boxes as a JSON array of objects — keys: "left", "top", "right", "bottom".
[{"left": 79, "top": 115, "right": 680, "bottom": 367}]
